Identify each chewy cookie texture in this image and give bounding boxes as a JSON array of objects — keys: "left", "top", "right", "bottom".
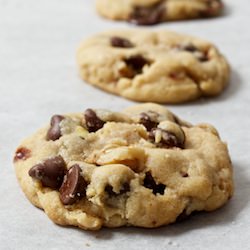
[
  {"left": 14, "top": 103, "right": 233, "bottom": 230},
  {"left": 77, "top": 30, "right": 230, "bottom": 104},
  {"left": 96, "top": 0, "right": 223, "bottom": 25}
]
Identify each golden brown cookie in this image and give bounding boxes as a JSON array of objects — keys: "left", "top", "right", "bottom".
[
  {"left": 14, "top": 103, "right": 233, "bottom": 230},
  {"left": 96, "top": 0, "right": 224, "bottom": 25},
  {"left": 77, "top": 30, "right": 230, "bottom": 104}
]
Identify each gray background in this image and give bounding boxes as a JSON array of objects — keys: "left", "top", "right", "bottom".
[{"left": 0, "top": 0, "right": 249, "bottom": 249}]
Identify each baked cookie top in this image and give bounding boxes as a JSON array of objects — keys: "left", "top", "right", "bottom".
[
  {"left": 96, "top": 0, "right": 223, "bottom": 25},
  {"left": 77, "top": 29, "right": 230, "bottom": 104},
  {"left": 14, "top": 103, "right": 233, "bottom": 230}
]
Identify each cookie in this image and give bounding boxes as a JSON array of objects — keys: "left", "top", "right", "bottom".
[
  {"left": 14, "top": 103, "right": 233, "bottom": 230},
  {"left": 96, "top": 0, "right": 223, "bottom": 25},
  {"left": 77, "top": 30, "right": 230, "bottom": 104}
]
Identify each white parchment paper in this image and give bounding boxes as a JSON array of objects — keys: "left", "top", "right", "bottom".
[{"left": 0, "top": 0, "right": 250, "bottom": 249}]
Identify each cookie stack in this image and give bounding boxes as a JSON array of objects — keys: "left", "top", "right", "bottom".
[{"left": 14, "top": 0, "right": 233, "bottom": 230}]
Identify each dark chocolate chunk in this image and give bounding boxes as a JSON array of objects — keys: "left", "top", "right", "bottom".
[
  {"left": 125, "top": 55, "right": 149, "bottom": 72},
  {"left": 139, "top": 112, "right": 158, "bottom": 131},
  {"left": 181, "top": 44, "right": 198, "bottom": 53},
  {"left": 14, "top": 147, "right": 31, "bottom": 162},
  {"left": 129, "top": 2, "right": 165, "bottom": 25},
  {"left": 105, "top": 185, "right": 116, "bottom": 196},
  {"left": 29, "top": 155, "right": 66, "bottom": 189},
  {"left": 110, "top": 37, "right": 134, "bottom": 48},
  {"left": 105, "top": 183, "right": 130, "bottom": 197},
  {"left": 149, "top": 128, "right": 184, "bottom": 149},
  {"left": 197, "top": 52, "right": 209, "bottom": 62},
  {"left": 122, "top": 55, "right": 149, "bottom": 78},
  {"left": 200, "top": 0, "right": 223, "bottom": 17},
  {"left": 179, "top": 44, "right": 209, "bottom": 62},
  {"left": 59, "top": 164, "right": 87, "bottom": 205},
  {"left": 119, "top": 55, "right": 150, "bottom": 78},
  {"left": 181, "top": 172, "right": 189, "bottom": 178},
  {"left": 143, "top": 172, "right": 166, "bottom": 195},
  {"left": 84, "top": 109, "right": 105, "bottom": 132},
  {"left": 46, "top": 115, "right": 65, "bottom": 141}
]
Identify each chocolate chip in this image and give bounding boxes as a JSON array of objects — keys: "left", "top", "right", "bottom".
[
  {"left": 46, "top": 115, "right": 65, "bottom": 141},
  {"left": 14, "top": 147, "right": 31, "bottom": 162},
  {"left": 149, "top": 128, "right": 184, "bottom": 149},
  {"left": 59, "top": 164, "right": 87, "bottom": 205},
  {"left": 129, "top": 2, "right": 165, "bottom": 25},
  {"left": 143, "top": 172, "right": 166, "bottom": 195},
  {"left": 29, "top": 156, "right": 66, "bottom": 189},
  {"left": 119, "top": 55, "right": 150, "bottom": 78},
  {"left": 121, "top": 55, "right": 150, "bottom": 78},
  {"left": 105, "top": 183, "right": 130, "bottom": 197},
  {"left": 139, "top": 112, "right": 158, "bottom": 131},
  {"left": 84, "top": 109, "right": 105, "bottom": 132},
  {"left": 198, "top": 52, "right": 209, "bottom": 62},
  {"left": 105, "top": 185, "right": 115, "bottom": 196},
  {"left": 125, "top": 55, "right": 149, "bottom": 72},
  {"left": 200, "top": 0, "right": 223, "bottom": 17},
  {"left": 181, "top": 44, "right": 198, "bottom": 53},
  {"left": 110, "top": 37, "right": 134, "bottom": 48},
  {"left": 181, "top": 172, "right": 189, "bottom": 178},
  {"left": 179, "top": 44, "right": 209, "bottom": 62}
]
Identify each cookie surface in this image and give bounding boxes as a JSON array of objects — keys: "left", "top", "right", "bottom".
[
  {"left": 14, "top": 103, "right": 233, "bottom": 230},
  {"left": 77, "top": 30, "right": 230, "bottom": 104},
  {"left": 96, "top": 0, "right": 223, "bottom": 25}
]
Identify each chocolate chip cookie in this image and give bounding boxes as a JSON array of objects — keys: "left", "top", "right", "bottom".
[
  {"left": 14, "top": 103, "right": 233, "bottom": 230},
  {"left": 96, "top": 0, "right": 223, "bottom": 25},
  {"left": 77, "top": 30, "right": 230, "bottom": 104}
]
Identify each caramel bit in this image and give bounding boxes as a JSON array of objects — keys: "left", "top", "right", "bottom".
[{"left": 14, "top": 147, "right": 31, "bottom": 162}]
